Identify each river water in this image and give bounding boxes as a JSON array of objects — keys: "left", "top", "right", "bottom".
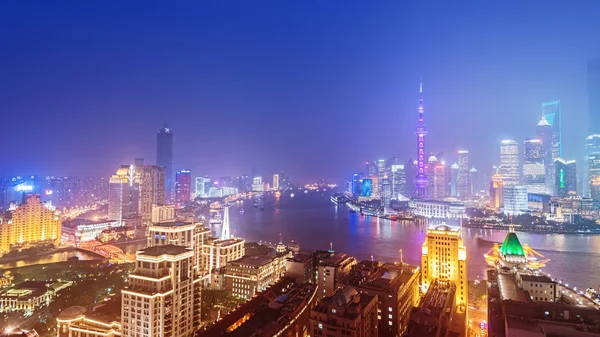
[{"left": 4, "top": 191, "right": 599, "bottom": 291}]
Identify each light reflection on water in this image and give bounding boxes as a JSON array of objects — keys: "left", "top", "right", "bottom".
[
  {"left": 223, "top": 192, "right": 600, "bottom": 289},
  {"left": 0, "top": 250, "right": 99, "bottom": 269}
]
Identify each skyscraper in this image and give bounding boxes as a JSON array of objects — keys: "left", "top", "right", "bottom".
[
  {"left": 108, "top": 165, "right": 140, "bottom": 223},
  {"left": 584, "top": 134, "right": 600, "bottom": 196},
  {"left": 351, "top": 173, "right": 364, "bottom": 196},
  {"left": 456, "top": 150, "right": 470, "bottom": 198},
  {"left": 489, "top": 172, "right": 504, "bottom": 211},
  {"left": 427, "top": 156, "right": 445, "bottom": 200},
  {"left": 589, "top": 155, "right": 600, "bottom": 201},
  {"left": 523, "top": 139, "right": 546, "bottom": 194},
  {"left": 195, "top": 176, "right": 210, "bottom": 198},
  {"left": 272, "top": 174, "right": 280, "bottom": 190},
  {"left": 450, "top": 162, "right": 459, "bottom": 197},
  {"left": 175, "top": 169, "right": 192, "bottom": 206},
  {"left": 503, "top": 186, "right": 528, "bottom": 215},
  {"left": 499, "top": 140, "right": 519, "bottom": 186},
  {"left": 414, "top": 80, "right": 428, "bottom": 198},
  {"left": 469, "top": 167, "right": 478, "bottom": 196},
  {"left": 588, "top": 58, "right": 600, "bottom": 134},
  {"left": 555, "top": 158, "right": 577, "bottom": 197},
  {"left": 137, "top": 165, "right": 166, "bottom": 224},
  {"left": 390, "top": 165, "right": 406, "bottom": 199},
  {"left": 542, "top": 100, "right": 562, "bottom": 161},
  {"left": 157, "top": 125, "right": 173, "bottom": 201},
  {"left": 536, "top": 115, "right": 554, "bottom": 194}
]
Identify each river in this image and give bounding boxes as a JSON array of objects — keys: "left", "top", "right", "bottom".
[{"left": 5, "top": 191, "right": 599, "bottom": 291}]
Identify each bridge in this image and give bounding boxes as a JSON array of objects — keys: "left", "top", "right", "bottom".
[{"left": 78, "top": 241, "right": 133, "bottom": 263}]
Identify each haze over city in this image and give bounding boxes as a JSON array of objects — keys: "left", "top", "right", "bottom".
[{"left": 2, "top": 1, "right": 600, "bottom": 182}]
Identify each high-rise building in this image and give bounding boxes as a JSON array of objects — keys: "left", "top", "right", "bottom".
[
  {"left": 366, "top": 161, "right": 378, "bottom": 176},
  {"left": 194, "top": 176, "right": 210, "bottom": 198},
  {"left": 523, "top": 139, "right": 546, "bottom": 194},
  {"left": 175, "top": 169, "right": 191, "bottom": 206},
  {"left": 272, "top": 174, "right": 280, "bottom": 190},
  {"left": 499, "top": 139, "right": 519, "bottom": 186},
  {"left": 421, "top": 225, "right": 467, "bottom": 309},
  {"left": 157, "top": 125, "right": 173, "bottom": 201},
  {"left": 489, "top": 172, "right": 504, "bottom": 211},
  {"left": 381, "top": 174, "right": 391, "bottom": 207},
  {"left": 251, "top": 176, "right": 263, "bottom": 191},
  {"left": 456, "top": 150, "right": 470, "bottom": 198},
  {"left": 136, "top": 165, "right": 166, "bottom": 224},
  {"left": 542, "top": 101, "right": 562, "bottom": 161},
  {"left": 404, "top": 160, "right": 417, "bottom": 197},
  {"left": 469, "top": 167, "right": 479, "bottom": 196},
  {"left": 108, "top": 165, "right": 140, "bottom": 223},
  {"left": 450, "top": 162, "right": 459, "bottom": 197},
  {"left": 555, "top": 158, "right": 577, "bottom": 197},
  {"left": 503, "top": 186, "right": 528, "bottom": 215},
  {"left": 122, "top": 245, "right": 195, "bottom": 337},
  {"left": 589, "top": 154, "right": 600, "bottom": 201},
  {"left": 309, "top": 286, "right": 379, "bottom": 337},
  {"left": 427, "top": 156, "right": 445, "bottom": 200},
  {"left": 314, "top": 250, "right": 356, "bottom": 299},
  {"left": 414, "top": 80, "right": 429, "bottom": 198},
  {"left": 584, "top": 134, "right": 600, "bottom": 196},
  {"left": 376, "top": 159, "right": 387, "bottom": 192},
  {"left": 351, "top": 173, "right": 364, "bottom": 197},
  {"left": 588, "top": 58, "right": 600, "bottom": 134},
  {"left": 390, "top": 165, "right": 406, "bottom": 199},
  {"left": 536, "top": 115, "right": 554, "bottom": 194},
  {"left": 0, "top": 194, "right": 61, "bottom": 255}
]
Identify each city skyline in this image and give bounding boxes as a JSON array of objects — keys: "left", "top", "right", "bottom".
[{"left": 1, "top": 2, "right": 600, "bottom": 182}]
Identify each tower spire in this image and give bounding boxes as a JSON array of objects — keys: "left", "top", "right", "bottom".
[
  {"left": 220, "top": 206, "right": 230, "bottom": 240},
  {"left": 414, "top": 78, "right": 429, "bottom": 199}
]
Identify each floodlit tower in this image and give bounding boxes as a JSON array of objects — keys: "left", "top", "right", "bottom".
[{"left": 414, "top": 79, "right": 429, "bottom": 198}]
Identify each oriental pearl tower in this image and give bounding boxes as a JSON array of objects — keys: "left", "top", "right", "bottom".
[{"left": 414, "top": 79, "right": 428, "bottom": 199}]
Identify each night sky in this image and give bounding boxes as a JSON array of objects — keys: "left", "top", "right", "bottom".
[{"left": 1, "top": 1, "right": 599, "bottom": 182}]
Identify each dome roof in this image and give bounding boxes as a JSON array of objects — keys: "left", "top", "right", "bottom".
[
  {"left": 500, "top": 232, "right": 525, "bottom": 256},
  {"left": 428, "top": 156, "right": 438, "bottom": 163},
  {"left": 57, "top": 306, "right": 87, "bottom": 320}
]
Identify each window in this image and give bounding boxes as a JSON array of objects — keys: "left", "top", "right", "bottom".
[
  {"left": 388, "top": 307, "right": 392, "bottom": 312},
  {"left": 318, "top": 323, "right": 323, "bottom": 329},
  {"left": 332, "top": 309, "right": 336, "bottom": 313}
]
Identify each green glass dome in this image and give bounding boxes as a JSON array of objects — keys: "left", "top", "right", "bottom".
[{"left": 499, "top": 232, "right": 525, "bottom": 256}]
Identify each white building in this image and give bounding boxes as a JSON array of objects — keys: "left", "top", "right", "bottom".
[
  {"left": 122, "top": 245, "right": 195, "bottom": 337},
  {"left": 194, "top": 176, "right": 211, "bottom": 198},
  {"left": 151, "top": 204, "right": 175, "bottom": 224},
  {"left": 410, "top": 200, "right": 466, "bottom": 219},
  {"left": 252, "top": 176, "right": 264, "bottom": 192},
  {"left": 500, "top": 140, "right": 520, "bottom": 186},
  {"left": 503, "top": 186, "right": 528, "bottom": 215}
]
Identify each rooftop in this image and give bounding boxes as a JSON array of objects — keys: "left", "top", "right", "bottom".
[
  {"left": 138, "top": 244, "right": 190, "bottom": 257},
  {"left": 229, "top": 254, "right": 277, "bottom": 267},
  {"left": 151, "top": 221, "right": 193, "bottom": 228},
  {"left": 520, "top": 274, "right": 553, "bottom": 283},
  {"left": 500, "top": 231, "right": 525, "bottom": 256}
]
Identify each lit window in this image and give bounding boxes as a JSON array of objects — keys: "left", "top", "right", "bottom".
[
  {"left": 388, "top": 307, "right": 392, "bottom": 312},
  {"left": 318, "top": 323, "right": 323, "bottom": 329},
  {"left": 389, "top": 321, "right": 393, "bottom": 326},
  {"left": 332, "top": 309, "right": 336, "bottom": 313}
]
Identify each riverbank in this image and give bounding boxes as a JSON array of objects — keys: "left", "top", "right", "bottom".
[{"left": 463, "top": 221, "right": 600, "bottom": 235}]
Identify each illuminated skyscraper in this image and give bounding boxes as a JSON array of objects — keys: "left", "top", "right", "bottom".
[
  {"left": 272, "top": 174, "right": 280, "bottom": 190},
  {"left": 376, "top": 159, "right": 387, "bottom": 193},
  {"left": 427, "top": 156, "right": 445, "bottom": 200},
  {"left": 489, "top": 172, "right": 504, "bottom": 211},
  {"left": 503, "top": 186, "right": 528, "bottom": 215},
  {"left": 589, "top": 154, "right": 600, "bottom": 200},
  {"left": 157, "top": 125, "right": 173, "bottom": 201},
  {"left": 450, "top": 162, "right": 459, "bottom": 197},
  {"left": 469, "top": 167, "right": 479, "bottom": 196},
  {"left": 588, "top": 58, "right": 600, "bottom": 134},
  {"left": 536, "top": 116, "right": 554, "bottom": 193},
  {"left": 381, "top": 174, "right": 391, "bottom": 207},
  {"left": 414, "top": 79, "right": 429, "bottom": 198},
  {"left": 421, "top": 225, "right": 467, "bottom": 309},
  {"left": 584, "top": 134, "right": 600, "bottom": 196},
  {"left": 137, "top": 165, "right": 166, "bottom": 224},
  {"left": 542, "top": 101, "right": 562, "bottom": 161},
  {"left": 456, "top": 150, "right": 470, "bottom": 197},
  {"left": 499, "top": 140, "right": 519, "bottom": 186},
  {"left": 195, "top": 176, "right": 210, "bottom": 198},
  {"left": 554, "top": 158, "right": 577, "bottom": 197},
  {"left": 175, "top": 169, "right": 192, "bottom": 206},
  {"left": 390, "top": 165, "right": 406, "bottom": 199},
  {"left": 523, "top": 139, "right": 546, "bottom": 194},
  {"left": 351, "top": 173, "right": 363, "bottom": 196},
  {"left": 108, "top": 165, "right": 140, "bottom": 222}
]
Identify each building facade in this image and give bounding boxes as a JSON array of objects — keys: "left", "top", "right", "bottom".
[
  {"left": 555, "top": 158, "right": 577, "bottom": 197},
  {"left": 121, "top": 245, "right": 195, "bottom": 337},
  {"left": 175, "top": 169, "right": 191, "bottom": 207},
  {"left": 499, "top": 139, "right": 520, "bottom": 186},
  {"left": 410, "top": 200, "right": 466, "bottom": 219},
  {"left": 584, "top": 134, "right": 600, "bottom": 197},
  {"left": 224, "top": 253, "right": 288, "bottom": 299},
  {"left": 456, "top": 150, "right": 470, "bottom": 198},
  {"left": 523, "top": 139, "right": 546, "bottom": 194},
  {"left": 157, "top": 125, "right": 173, "bottom": 202},
  {"left": 420, "top": 225, "right": 467, "bottom": 309},
  {"left": 542, "top": 100, "right": 562, "bottom": 161},
  {"left": 0, "top": 194, "right": 61, "bottom": 255},
  {"left": 589, "top": 58, "right": 600, "bottom": 135},
  {"left": 310, "top": 286, "right": 379, "bottom": 337},
  {"left": 314, "top": 250, "right": 357, "bottom": 299},
  {"left": 489, "top": 173, "right": 504, "bottom": 211},
  {"left": 108, "top": 165, "right": 139, "bottom": 223},
  {"left": 503, "top": 186, "right": 528, "bottom": 215}
]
